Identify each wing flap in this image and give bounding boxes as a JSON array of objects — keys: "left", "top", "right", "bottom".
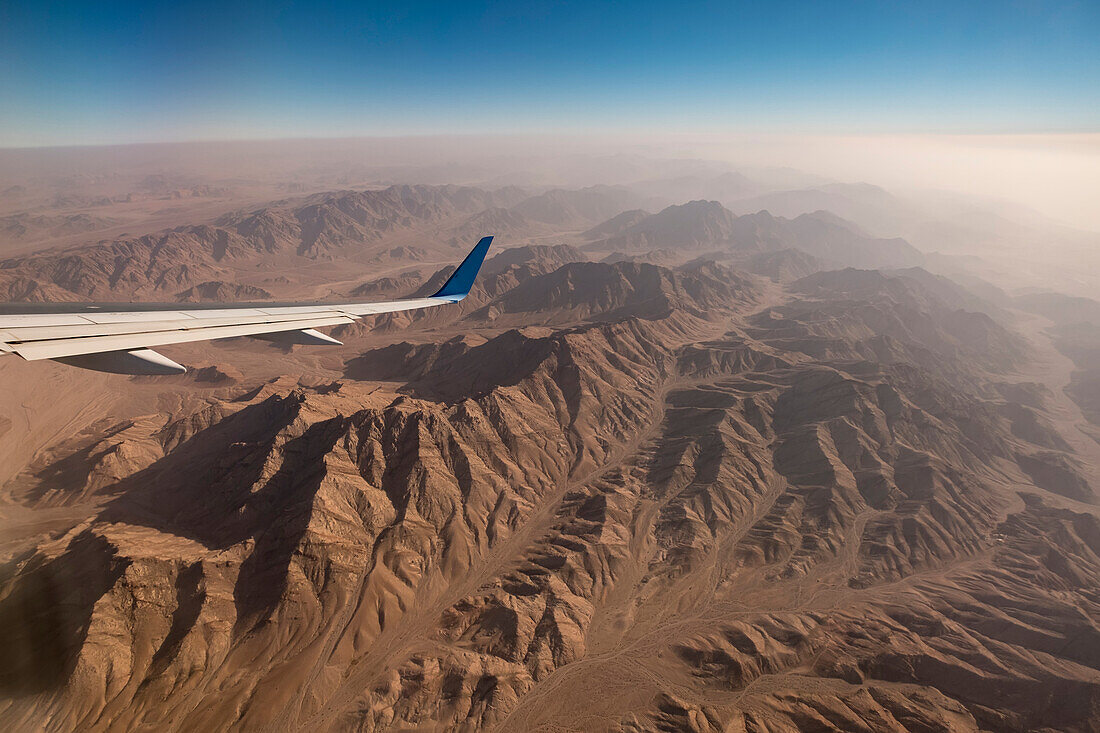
[
  {"left": 250, "top": 328, "right": 343, "bottom": 346},
  {"left": 52, "top": 348, "right": 187, "bottom": 375}
]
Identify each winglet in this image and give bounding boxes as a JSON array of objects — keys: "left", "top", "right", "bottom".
[{"left": 431, "top": 236, "right": 493, "bottom": 301}]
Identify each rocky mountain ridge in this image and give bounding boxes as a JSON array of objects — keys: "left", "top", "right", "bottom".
[
  {"left": 588, "top": 200, "right": 925, "bottom": 270},
  {"left": 3, "top": 246, "right": 1100, "bottom": 732}
]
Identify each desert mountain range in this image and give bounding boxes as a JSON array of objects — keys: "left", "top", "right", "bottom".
[{"left": 2, "top": 172, "right": 1100, "bottom": 731}]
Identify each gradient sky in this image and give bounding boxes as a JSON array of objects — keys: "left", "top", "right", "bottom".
[{"left": 1, "top": 0, "right": 1098, "bottom": 146}]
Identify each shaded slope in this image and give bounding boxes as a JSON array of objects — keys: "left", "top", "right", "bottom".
[{"left": 2, "top": 238, "right": 1100, "bottom": 733}]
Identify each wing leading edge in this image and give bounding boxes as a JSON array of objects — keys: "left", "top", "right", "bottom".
[{"left": 0, "top": 236, "right": 493, "bottom": 375}]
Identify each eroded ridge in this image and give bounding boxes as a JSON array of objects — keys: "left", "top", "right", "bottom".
[{"left": 2, "top": 259, "right": 1099, "bottom": 733}]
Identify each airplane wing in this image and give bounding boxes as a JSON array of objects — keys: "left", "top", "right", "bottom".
[{"left": 0, "top": 236, "right": 493, "bottom": 375}]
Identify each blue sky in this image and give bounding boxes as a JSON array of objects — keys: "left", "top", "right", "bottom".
[{"left": 1, "top": 0, "right": 1098, "bottom": 146}]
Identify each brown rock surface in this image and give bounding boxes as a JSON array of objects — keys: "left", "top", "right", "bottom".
[{"left": 3, "top": 186, "right": 1100, "bottom": 733}]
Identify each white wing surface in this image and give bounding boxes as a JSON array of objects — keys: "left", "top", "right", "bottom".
[{"left": 0, "top": 236, "right": 492, "bottom": 375}]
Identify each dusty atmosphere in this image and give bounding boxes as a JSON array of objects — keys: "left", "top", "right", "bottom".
[{"left": 0, "top": 137, "right": 1099, "bottom": 732}]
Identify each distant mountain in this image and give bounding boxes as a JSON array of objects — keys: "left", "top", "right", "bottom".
[
  {"left": 482, "top": 244, "right": 587, "bottom": 275},
  {"left": 446, "top": 206, "right": 541, "bottom": 247},
  {"left": 593, "top": 200, "right": 738, "bottom": 251},
  {"left": 728, "top": 182, "right": 919, "bottom": 237},
  {"left": 588, "top": 200, "right": 924, "bottom": 269},
  {"left": 0, "top": 184, "right": 522, "bottom": 300},
  {"left": 509, "top": 185, "right": 645, "bottom": 227},
  {"left": 602, "top": 249, "right": 683, "bottom": 267},
  {"left": 580, "top": 209, "right": 650, "bottom": 240},
  {"left": 0, "top": 272, "right": 85, "bottom": 302},
  {"left": 175, "top": 282, "right": 274, "bottom": 302},
  {"left": 0, "top": 212, "right": 120, "bottom": 242},
  {"left": 795, "top": 267, "right": 1004, "bottom": 320},
  {"left": 742, "top": 248, "right": 823, "bottom": 281},
  {"left": 270, "top": 184, "right": 523, "bottom": 257},
  {"left": 1015, "top": 293, "right": 1100, "bottom": 428},
  {"left": 1015, "top": 292, "right": 1100, "bottom": 326},
  {"left": 764, "top": 211, "right": 923, "bottom": 269},
  {"left": 349, "top": 270, "right": 426, "bottom": 298}
]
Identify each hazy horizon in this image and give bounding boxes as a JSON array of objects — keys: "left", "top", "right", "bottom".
[{"left": 3, "top": 131, "right": 1098, "bottom": 232}]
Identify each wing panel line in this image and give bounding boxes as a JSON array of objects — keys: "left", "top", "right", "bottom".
[{"left": 11, "top": 315, "right": 358, "bottom": 360}]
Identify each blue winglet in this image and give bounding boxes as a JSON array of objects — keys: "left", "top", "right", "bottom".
[{"left": 431, "top": 235, "right": 494, "bottom": 301}]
